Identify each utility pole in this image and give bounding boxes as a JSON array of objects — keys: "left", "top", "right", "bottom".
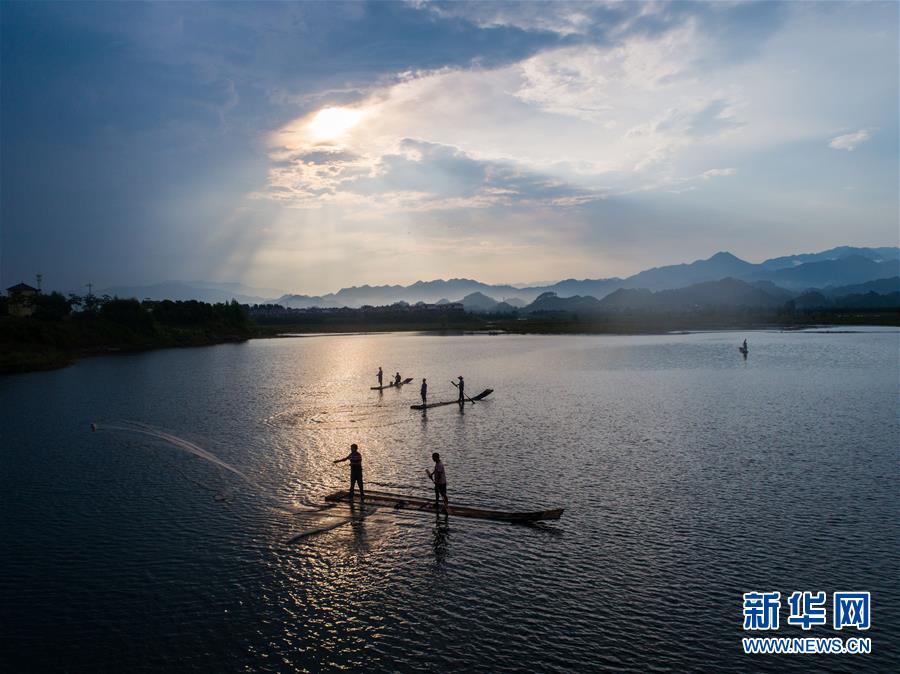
[
  {"left": 86, "top": 282, "right": 93, "bottom": 298},
  {"left": 36, "top": 273, "right": 42, "bottom": 291}
]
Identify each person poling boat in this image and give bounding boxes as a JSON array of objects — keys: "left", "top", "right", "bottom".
[
  {"left": 376, "top": 367, "right": 383, "bottom": 387},
  {"left": 333, "top": 443, "right": 364, "bottom": 504},
  {"left": 451, "top": 375, "right": 471, "bottom": 404},
  {"left": 426, "top": 452, "right": 449, "bottom": 515},
  {"left": 420, "top": 378, "right": 427, "bottom": 406}
]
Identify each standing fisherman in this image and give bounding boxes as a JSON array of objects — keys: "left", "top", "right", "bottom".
[
  {"left": 452, "top": 375, "right": 465, "bottom": 403},
  {"left": 377, "top": 367, "right": 383, "bottom": 387},
  {"left": 427, "top": 452, "right": 449, "bottom": 515},
  {"left": 334, "top": 443, "right": 364, "bottom": 503},
  {"left": 420, "top": 378, "right": 428, "bottom": 406}
]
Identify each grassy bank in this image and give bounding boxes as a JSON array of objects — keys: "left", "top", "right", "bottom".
[
  {"left": 0, "top": 297, "right": 254, "bottom": 374},
  {"left": 0, "top": 315, "right": 255, "bottom": 374}
]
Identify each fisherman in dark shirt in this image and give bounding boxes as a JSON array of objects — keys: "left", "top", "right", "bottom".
[
  {"left": 426, "top": 452, "right": 449, "bottom": 514},
  {"left": 334, "top": 443, "right": 364, "bottom": 503},
  {"left": 377, "top": 367, "right": 383, "bottom": 387},
  {"left": 394, "top": 372, "right": 402, "bottom": 386},
  {"left": 454, "top": 375, "right": 465, "bottom": 403},
  {"left": 420, "top": 378, "right": 428, "bottom": 405}
]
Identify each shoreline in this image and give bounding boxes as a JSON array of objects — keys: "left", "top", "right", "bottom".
[{"left": 4, "top": 318, "right": 898, "bottom": 375}]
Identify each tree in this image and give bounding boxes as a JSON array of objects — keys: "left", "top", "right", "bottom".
[
  {"left": 100, "top": 298, "right": 155, "bottom": 333},
  {"left": 33, "top": 292, "right": 71, "bottom": 321}
]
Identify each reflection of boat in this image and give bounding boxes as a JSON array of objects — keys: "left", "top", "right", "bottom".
[
  {"left": 371, "top": 377, "right": 413, "bottom": 390},
  {"left": 324, "top": 489, "right": 563, "bottom": 522},
  {"left": 410, "top": 388, "right": 494, "bottom": 409}
]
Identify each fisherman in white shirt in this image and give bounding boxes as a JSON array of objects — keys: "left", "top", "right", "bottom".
[{"left": 426, "top": 452, "right": 449, "bottom": 515}]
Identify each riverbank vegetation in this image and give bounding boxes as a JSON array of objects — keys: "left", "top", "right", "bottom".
[
  {"left": 254, "top": 307, "right": 900, "bottom": 336},
  {"left": 3, "top": 292, "right": 897, "bottom": 374},
  {"left": 0, "top": 294, "right": 252, "bottom": 373}
]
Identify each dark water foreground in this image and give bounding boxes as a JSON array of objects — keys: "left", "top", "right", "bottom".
[{"left": 2, "top": 330, "right": 898, "bottom": 672}]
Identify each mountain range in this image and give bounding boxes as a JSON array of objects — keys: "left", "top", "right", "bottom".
[
  {"left": 274, "top": 246, "right": 899, "bottom": 308},
  {"left": 514, "top": 276, "right": 900, "bottom": 315},
  {"left": 99, "top": 246, "right": 899, "bottom": 308}
]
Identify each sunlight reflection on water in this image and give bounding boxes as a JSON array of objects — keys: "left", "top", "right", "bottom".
[{"left": 2, "top": 330, "right": 898, "bottom": 671}]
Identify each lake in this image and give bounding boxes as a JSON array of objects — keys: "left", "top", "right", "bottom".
[{"left": 2, "top": 329, "right": 898, "bottom": 672}]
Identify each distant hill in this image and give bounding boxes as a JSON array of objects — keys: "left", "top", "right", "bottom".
[
  {"left": 542, "top": 277, "right": 623, "bottom": 299},
  {"left": 649, "top": 278, "right": 785, "bottom": 310},
  {"left": 791, "top": 289, "right": 900, "bottom": 310},
  {"left": 752, "top": 255, "right": 899, "bottom": 289},
  {"left": 748, "top": 280, "right": 796, "bottom": 302},
  {"left": 760, "top": 246, "right": 900, "bottom": 271},
  {"left": 457, "top": 292, "right": 500, "bottom": 313},
  {"left": 525, "top": 292, "right": 603, "bottom": 313},
  {"left": 822, "top": 276, "right": 900, "bottom": 297},
  {"left": 253, "top": 246, "right": 900, "bottom": 308},
  {"left": 276, "top": 278, "right": 535, "bottom": 308},
  {"left": 597, "top": 288, "right": 655, "bottom": 310},
  {"left": 101, "top": 245, "right": 900, "bottom": 309},
  {"left": 622, "top": 252, "right": 758, "bottom": 291},
  {"left": 595, "top": 278, "right": 785, "bottom": 312},
  {"left": 838, "top": 292, "right": 900, "bottom": 309},
  {"left": 100, "top": 280, "right": 282, "bottom": 304}
]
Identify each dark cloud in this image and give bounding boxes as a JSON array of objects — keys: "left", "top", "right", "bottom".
[{"left": 342, "top": 139, "right": 599, "bottom": 206}]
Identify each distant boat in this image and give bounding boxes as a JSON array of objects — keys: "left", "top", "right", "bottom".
[
  {"left": 324, "top": 488, "right": 563, "bottom": 522},
  {"left": 738, "top": 345, "right": 749, "bottom": 355},
  {"left": 411, "top": 388, "right": 493, "bottom": 410},
  {"left": 371, "top": 377, "right": 413, "bottom": 390}
]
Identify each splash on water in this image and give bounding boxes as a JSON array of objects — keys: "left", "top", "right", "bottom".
[{"left": 94, "top": 420, "right": 318, "bottom": 513}]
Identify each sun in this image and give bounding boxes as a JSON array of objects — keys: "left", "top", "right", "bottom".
[{"left": 307, "top": 107, "right": 363, "bottom": 141}]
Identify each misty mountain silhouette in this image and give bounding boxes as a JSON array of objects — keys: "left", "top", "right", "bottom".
[{"left": 101, "top": 246, "right": 900, "bottom": 307}]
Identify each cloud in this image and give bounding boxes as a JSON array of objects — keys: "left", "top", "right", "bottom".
[
  {"left": 260, "top": 135, "right": 602, "bottom": 213},
  {"left": 259, "top": 0, "right": 897, "bottom": 238},
  {"left": 3, "top": 0, "right": 897, "bottom": 293},
  {"left": 418, "top": 0, "right": 638, "bottom": 38},
  {"left": 262, "top": 17, "right": 761, "bottom": 213},
  {"left": 701, "top": 168, "right": 738, "bottom": 179},
  {"left": 828, "top": 129, "right": 873, "bottom": 151}
]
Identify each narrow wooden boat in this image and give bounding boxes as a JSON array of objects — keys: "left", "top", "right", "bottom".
[
  {"left": 410, "top": 388, "right": 494, "bottom": 410},
  {"left": 371, "top": 377, "right": 413, "bottom": 390},
  {"left": 324, "top": 488, "right": 563, "bottom": 522}
]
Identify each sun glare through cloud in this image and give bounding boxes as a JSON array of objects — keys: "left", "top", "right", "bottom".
[{"left": 307, "top": 107, "right": 364, "bottom": 142}]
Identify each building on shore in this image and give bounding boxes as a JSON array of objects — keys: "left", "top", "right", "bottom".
[{"left": 6, "top": 282, "right": 39, "bottom": 317}]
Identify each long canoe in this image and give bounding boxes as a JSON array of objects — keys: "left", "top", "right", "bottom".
[
  {"left": 324, "top": 488, "right": 563, "bottom": 522},
  {"left": 410, "top": 388, "right": 493, "bottom": 410},
  {"left": 371, "top": 377, "right": 413, "bottom": 390}
]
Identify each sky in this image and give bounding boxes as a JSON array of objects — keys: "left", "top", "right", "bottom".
[{"left": 1, "top": 1, "right": 897, "bottom": 295}]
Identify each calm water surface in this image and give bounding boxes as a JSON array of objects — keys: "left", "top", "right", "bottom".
[{"left": 2, "top": 330, "right": 898, "bottom": 672}]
